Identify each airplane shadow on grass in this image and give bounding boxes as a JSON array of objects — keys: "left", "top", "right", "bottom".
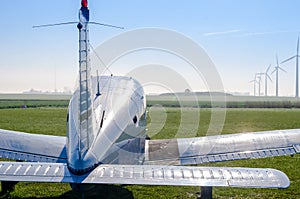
[
  {"left": 0, "top": 185, "right": 134, "bottom": 199},
  {"left": 61, "top": 185, "right": 134, "bottom": 199}
]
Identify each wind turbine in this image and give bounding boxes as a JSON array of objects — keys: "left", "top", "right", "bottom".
[
  {"left": 281, "top": 37, "right": 300, "bottom": 98},
  {"left": 249, "top": 74, "right": 258, "bottom": 96},
  {"left": 271, "top": 55, "right": 286, "bottom": 97},
  {"left": 259, "top": 65, "right": 272, "bottom": 96},
  {"left": 255, "top": 73, "right": 262, "bottom": 96}
]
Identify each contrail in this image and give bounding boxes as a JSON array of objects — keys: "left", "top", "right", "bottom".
[
  {"left": 203, "top": 29, "right": 241, "bottom": 36},
  {"left": 241, "top": 30, "right": 300, "bottom": 37}
]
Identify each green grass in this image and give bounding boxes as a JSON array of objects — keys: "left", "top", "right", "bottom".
[
  {"left": 0, "top": 108, "right": 67, "bottom": 136},
  {"left": 0, "top": 94, "right": 71, "bottom": 100},
  {"left": 0, "top": 100, "right": 69, "bottom": 109},
  {"left": 0, "top": 108, "right": 299, "bottom": 198},
  {"left": 147, "top": 99, "right": 300, "bottom": 108},
  {"left": 147, "top": 95, "right": 300, "bottom": 108}
]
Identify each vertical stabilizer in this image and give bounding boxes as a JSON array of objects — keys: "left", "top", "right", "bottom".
[{"left": 77, "top": 0, "right": 94, "bottom": 158}]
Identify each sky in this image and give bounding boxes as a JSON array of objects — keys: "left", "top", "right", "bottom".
[{"left": 0, "top": 0, "right": 300, "bottom": 96}]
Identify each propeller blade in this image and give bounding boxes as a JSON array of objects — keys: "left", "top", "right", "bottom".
[
  {"left": 89, "top": 22, "right": 124, "bottom": 29},
  {"left": 33, "top": 22, "right": 77, "bottom": 28},
  {"left": 281, "top": 56, "right": 296, "bottom": 64}
]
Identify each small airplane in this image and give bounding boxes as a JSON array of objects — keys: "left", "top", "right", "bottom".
[{"left": 0, "top": 0, "right": 300, "bottom": 198}]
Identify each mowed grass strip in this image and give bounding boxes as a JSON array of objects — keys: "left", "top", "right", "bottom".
[
  {"left": 0, "top": 108, "right": 299, "bottom": 198},
  {"left": 0, "top": 100, "right": 69, "bottom": 109}
]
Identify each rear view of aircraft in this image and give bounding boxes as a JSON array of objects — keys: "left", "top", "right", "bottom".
[{"left": 0, "top": 1, "right": 300, "bottom": 198}]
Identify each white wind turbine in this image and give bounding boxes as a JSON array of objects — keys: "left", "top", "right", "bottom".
[
  {"left": 258, "top": 65, "right": 272, "bottom": 96},
  {"left": 249, "top": 74, "right": 258, "bottom": 96},
  {"left": 281, "top": 37, "right": 300, "bottom": 98},
  {"left": 255, "top": 73, "right": 263, "bottom": 96},
  {"left": 271, "top": 55, "right": 286, "bottom": 97}
]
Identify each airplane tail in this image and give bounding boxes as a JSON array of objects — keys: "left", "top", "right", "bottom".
[
  {"left": 67, "top": 0, "right": 124, "bottom": 172},
  {"left": 77, "top": 0, "right": 95, "bottom": 158}
]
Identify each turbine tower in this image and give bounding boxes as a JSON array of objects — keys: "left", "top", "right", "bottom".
[
  {"left": 271, "top": 55, "right": 286, "bottom": 97},
  {"left": 249, "top": 74, "right": 258, "bottom": 96},
  {"left": 256, "top": 73, "right": 262, "bottom": 96},
  {"left": 260, "top": 65, "right": 272, "bottom": 96},
  {"left": 281, "top": 37, "right": 300, "bottom": 98}
]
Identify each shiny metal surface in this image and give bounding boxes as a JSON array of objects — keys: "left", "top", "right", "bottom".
[
  {"left": 0, "top": 129, "right": 67, "bottom": 163},
  {"left": 67, "top": 76, "right": 146, "bottom": 172},
  {"left": 0, "top": 0, "right": 299, "bottom": 193},
  {"left": 145, "top": 129, "right": 300, "bottom": 165},
  {"left": 78, "top": 2, "right": 94, "bottom": 157},
  {"left": 0, "top": 162, "right": 289, "bottom": 188}
]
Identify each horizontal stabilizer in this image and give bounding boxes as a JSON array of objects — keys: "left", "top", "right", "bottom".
[
  {"left": 145, "top": 129, "right": 300, "bottom": 165},
  {"left": 0, "top": 129, "right": 67, "bottom": 163},
  {"left": 0, "top": 162, "right": 289, "bottom": 188}
]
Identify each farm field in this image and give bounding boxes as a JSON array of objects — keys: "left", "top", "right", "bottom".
[
  {"left": 147, "top": 95, "right": 300, "bottom": 108},
  {"left": 0, "top": 94, "right": 71, "bottom": 100},
  {"left": 0, "top": 107, "right": 299, "bottom": 198},
  {"left": 2, "top": 93, "right": 300, "bottom": 109}
]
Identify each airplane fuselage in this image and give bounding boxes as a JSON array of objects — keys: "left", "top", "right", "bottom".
[{"left": 67, "top": 76, "right": 147, "bottom": 174}]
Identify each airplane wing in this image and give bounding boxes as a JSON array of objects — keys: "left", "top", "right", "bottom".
[
  {"left": 0, "top": 161, "right": 290, "bottom": 188},
  {"left": 0, "top": 129, "right": 67, "bottom": 163},
  {"left": 144, "top": 129, "right": 300, "bottom": 165}
]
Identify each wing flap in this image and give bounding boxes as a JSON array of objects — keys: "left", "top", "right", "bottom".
[
  {"left": 145, "top": 129, "right": 300, "bottom": 165},
  {"left": 0, "top": 129, "right": 67, "bottom": 163},
  {"left": 0, "top": 162, "right": 290, "bottom": 188}
]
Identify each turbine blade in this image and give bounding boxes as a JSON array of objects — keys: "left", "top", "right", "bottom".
[
  {"left": 297, "top": 36, "right": 299, "bottom": 55},
  {"left": 266, "top": 64, "right": 271, "bottom": 73},
  {"left": 271, "top": 68, "right": 276, "bottom": 75},
  {"left": 267, "top": 74, "right": 272, "bottom": 82},
  {"left": 278, "top": 67, "right": 287, "bottom": 73},
  {"left": 281, "top": 56, "right": 296, "bottom": 64}
]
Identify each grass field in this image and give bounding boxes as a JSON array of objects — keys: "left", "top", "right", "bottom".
[
  {"left": 0, "top": 108, "right": 299, "bottom": 198},
  {"left": 2, "top": 93, "right": 300, "bottom": 109}
]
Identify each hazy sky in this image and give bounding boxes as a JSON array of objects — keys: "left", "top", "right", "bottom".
[{"left": 0, "top": 1, "right": 300, "bottom": 96}]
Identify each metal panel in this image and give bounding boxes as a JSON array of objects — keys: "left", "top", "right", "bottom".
[
  {"left": 145, "top": 129, "right": 300, "bottom": 165},
  {"left": 178, "top": 147, "right": 297, "bottom": 166},
  {"left": 0, "top": 149, "right": 65, "bottom": 163},
  {"left": 0, "top": 162, "right": 290, "bottom": 188},
  {"left": 0, "top": 129, "right": 67, "bottom": 163},
  {"left": 294, "top": 144, "right": 300, "bottom": 153}
]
